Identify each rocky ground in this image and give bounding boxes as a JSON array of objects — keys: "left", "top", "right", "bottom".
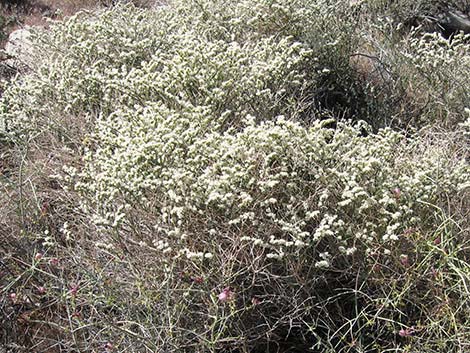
[{"left": 1, "top": 0, "right": 161, "bottom": 48}]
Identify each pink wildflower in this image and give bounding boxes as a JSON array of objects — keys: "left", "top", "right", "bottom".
[
  {"left": 49, "top": 258, "right": 59, "bottom": 266},
  {"left": 35, "top": 252, "right": 43, "bottom": 261},
  {"left": 69, "top": 284, "right": 79, "bottom": 297},
  {"left": 399, "top": 327, "right": 415, "bottom": 337},
  {"left": 218, "top": 287, "right": 234, "bottom": 302},
  {"left": 105, "top": 342, "right": 114, "bottom": 351},
  {"left": 192, "top": 276, "right": 204, "bottom": 284},
  {"left": 392, "top": 188, "right": 401, "bottom": 199}
]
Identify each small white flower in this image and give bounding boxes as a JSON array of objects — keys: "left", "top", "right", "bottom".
[{"left": 315, "top": 260, "right": 330, "bottom": 268}]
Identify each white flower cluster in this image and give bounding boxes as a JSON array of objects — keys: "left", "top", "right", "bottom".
[
  {"left": 1, "top": 0, "right": 350, "bottom": 138},
  {"left": 0, "top": 1, "right": 468, "bottom": 270},
  {"left": 80, "top": 108, "right": 468, "bottom": 265},
  {"left": 401, "top": 30, "right": 470, "bottom": 123},
  {"left": 405, "top": 31, "right": 470, "bottom": 70}
]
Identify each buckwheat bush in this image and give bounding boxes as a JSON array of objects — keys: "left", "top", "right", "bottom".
[
  {"left": 399, "top": 30, "right": 470, "bottom": 127},
  {"left": 78, "top": 111, "right": 469, "bottom": 258},
  {"left": 72, "top": 105, "right": 469, "bottom": 350},
  {"left": 349, "top": 12, "right": 470, "bottom": 130},
  {"left": 0, "top": 0, "right": 361, "bottom": 138},
  {"left": 1, "top": 1, "right": 470, "bottom": 352}
]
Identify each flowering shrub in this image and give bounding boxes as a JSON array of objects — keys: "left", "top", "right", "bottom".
[
  {"left": 0, "top": 0, "right": 360, "bottom": 138},
  {"left": 73, "top": 105, "right": 469, "bottom": 349},
  {"left": 78, "top": 110, "right": 469, "bottom": 261},
  {"left": 399, "top": 30, "right": 470, "bottom": 126},
  {"left": 352, "top": 3, "right": 470, "bottom": 129},
  {"left": 1, "top": 1, "right": 469, "bottom": 352}
]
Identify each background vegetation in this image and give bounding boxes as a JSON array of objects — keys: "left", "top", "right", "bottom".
[{"left": 0, "top": 0, "right": 469, "bottom": 352}]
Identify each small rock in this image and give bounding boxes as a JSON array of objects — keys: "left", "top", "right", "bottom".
[{"left": 4, "top": 26, "right": 34, "bottom": 71}]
